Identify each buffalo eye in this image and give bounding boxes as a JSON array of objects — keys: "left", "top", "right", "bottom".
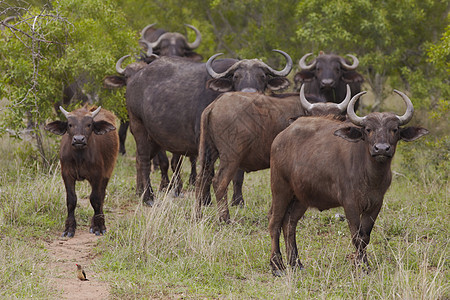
[
  {"left": 68, "top": 124, "right": 73, "bottom": 128},
  {"left": 392, "top": 128, "right": 398, "bottom": 134},
  {"left": 87, "top": 123, "right": 91, "bottom": 128},
  {"left": 365, "top": 128, "right": 372, "bottom": 134}
]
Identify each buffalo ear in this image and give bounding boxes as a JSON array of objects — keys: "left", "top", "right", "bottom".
[
  {"left": 334, "top": 126, "right": 364, "bottom": 142},
  {"left": 45, "top": 121, "right": 67, "bottom": 136},
  {"left": 400, "top": 127, "right": 429, "bottom": 142},
  {"left": 294, "top": 70, "right": 314, "bottom": 84},
  {"left": 206, "top": 78, "right": 233, "bottom": 92},
  {"left": 342, "top": 71, "right": 364, "bottom": 83},
  {"left": 93, "top": 120, "right": 116, "bottom": 135},
  {"left": 267, "top": 77, "right": 290, "bottom": 91},
  {"left": 103, "top": 76, "right": 127, "bottom": 89}
]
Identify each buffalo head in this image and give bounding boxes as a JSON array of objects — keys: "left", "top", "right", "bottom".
[
  {"left": 45, "top": 106, "right": 116, "bottom": 150},
  {"left": 103, "top": 40, "right": 156, "bottom": 89},
  {"left": 294, "top": 52, "right": 364, "bottom": 104},
  {"left": 299, "top": 83, "right": 351, "bottom": 118},
  {"left": 206, "top": 50, "right": 292, "bottom": 93},
  {"left": 334, "top": 90, "right": 429, "bottom": 162},
  {"left": 141, "top": 23, "right": 202, "bottom": 61}
]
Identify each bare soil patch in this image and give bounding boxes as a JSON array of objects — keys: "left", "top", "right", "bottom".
[{"left": 46, "top": 200, "right": 110, "bottom": 299}]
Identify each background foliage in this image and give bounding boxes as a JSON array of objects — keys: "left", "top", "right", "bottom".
[{"left": 1, "top": 0, "right": 448, "bottom": 133}]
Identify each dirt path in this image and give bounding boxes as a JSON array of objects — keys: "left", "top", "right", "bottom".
[{"left": 46, "top": 201, "right": 110, "bottom": 299}]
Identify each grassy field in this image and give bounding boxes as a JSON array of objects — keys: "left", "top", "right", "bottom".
[{"left": 0, "top": 123, "right": 448, "bottom": 298}]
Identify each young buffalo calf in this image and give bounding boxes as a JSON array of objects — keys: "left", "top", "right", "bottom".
[
  {"left": 45, "top": 106, "right": 119, "bottom": 237},
  {"left": 269, "top": 90, "right": 429, "bottom": 276}
]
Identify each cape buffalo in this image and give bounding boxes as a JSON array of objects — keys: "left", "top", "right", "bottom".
[
  {"left": 294, "top": 52, "right": 364, "bottom": 108},
  {"left": 141, "top": 23, "right": 203, "bottom": 61},
  {"left": 127, "top": 50, "right": 292, "bottom": 206},
  {"left": 45, "top": 106, "right": 119, "bottom": 237},
  {"left": 195, "top": 84, "right": 351, "bottom": 222},
  {"left": 269, "top": 90, "right": 429, "bottom": 276},
  {"left": 104, "top": 54, "right": 238, "bottom": 193},
  {"left": 113, "top": 24, "right": 203, "bottom": 190}
]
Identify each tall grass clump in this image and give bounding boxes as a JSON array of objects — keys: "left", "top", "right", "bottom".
[
  {"left": 98, "top": 186, "right": 274, "bottom": 298},
  {"left": 0, "top": 236, "right": 54, "bottom": 298},
  {"left": 96, "top": 143, "right": 448, "bottom": 299},
  {"left": 0, "top": 135, "right": 61, "bottom": 297}
]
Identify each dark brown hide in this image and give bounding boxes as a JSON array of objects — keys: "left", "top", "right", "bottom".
[
  {"left": 195, "top": 85, "right": 351, "bottom": 222},
  {"left": 45, "top": 107, "right": 119, "bottom": 237},
  {"left": 106, "top": 24, "right": 203, "bottom": 190},
  {"left": 127, "top": 52, "right": 292, "bottom": 206},
  {"left": 268, "top": 92, "right": 428, "bottom": 276}
]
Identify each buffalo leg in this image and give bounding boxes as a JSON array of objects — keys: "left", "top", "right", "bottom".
[
  {"left": 129, "top": 114, "right": 157, "bottom": 206},
  {"left": 195, "top": 152, "right": 215, "bottom": 219},
  {"left": 157, "top": 151, "right": 170, "bottom": 191},
  {"left": 344, "top": 203, "right": 382, "bottom": 266},
  {"left": 212, "top": 160, "right": 239, "bottom": 222},
  {"left": 62, "top": 174, "right": 77, "bottom": 237},
  {"left": 118, "top": 121, "right": 129, "bottom": 155},
  {"left": 188, "top": 156, "right": 197, "bottom": 186},
  {"left": 231, "top": 169, "right": 245, "bottom": 206},
  {"left": 89, "top": 178, "right": 108, "bottom": 235},
  {"left": 169, "top": 154, "right": 183, "bottom": 197},
  {"left": 282, "top": 198, "right": 307, "bottom": 270},
  {"left": 269, "top": 171, "right": 294, "bottom": 276}
]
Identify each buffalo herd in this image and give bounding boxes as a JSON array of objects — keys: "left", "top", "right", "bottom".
[{"left": 43, "top": 23, "right": 429, "bottom": 275}]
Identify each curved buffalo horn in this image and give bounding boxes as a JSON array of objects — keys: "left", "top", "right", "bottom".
[
  {"left": 140, "top": 23, "right": 157, "bottom": 41},
  {"left": 393, "top": 90, "right": 414, "bottom": 125},
  {"left": 206, "top": 53, "right": 230, "bottom": 79},
  {"left": 91, "top": 106, "right": 102, "bottom": 118},
  {"left": 59, "top": 106, "right": 70, "bottom": 119},
  {"left": 264, "top": 49, "right": 293, "bottom": 77},
  {"left": 299, "top": 84, "right": 313, "bottom": 112},
  {"left": 336, "top": 84, "right": 352, "bottom": 112},
  {"left": 299, "top": 53, "right": 317, "bottom": 70},
  {"left": 347, "top": 91, "right": 367, "bottom": 126},
  {"left": 185, "top": 24, "right": 201, "bottom": 49},
  {"left": 3, "top": 16, "right": 18, "bottom": 24},
  {"left": 138, "top": 39, "right": 154, "bottom": 57},
  {"left": 115, "top": 55, "right": 130, "bottom": 75},
  {"left": 141, "top": 23, "right": 165, "bottom": 49},
  {"left": 300, "top": 84, "right": 352, "bottom": 114},
  {"left": 339, "top": 54, "right": 359, "bottom": 70}
]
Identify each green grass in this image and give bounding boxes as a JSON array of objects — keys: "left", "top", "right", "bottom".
[{"left": 0, "top": 129, "right": 448, "bottom": 299}]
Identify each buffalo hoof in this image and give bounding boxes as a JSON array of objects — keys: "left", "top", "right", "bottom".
[
  {"left": 272, "top": 269, "right": 286, "bottom": 277},
  {"left": 219, "top": 215, "right": 231, "bottom": 224},
  {"left": 89, "top": 228, "right": 106, "bottom": 235},
  {"left": 62, "top": 231, "right": 74, "bottom": 238},
  {"left": 292, "top": 263, "right": 305, "bottom": 272},
  {"left": 231, "top": 194, "right": 244, "bottom": 206},
  {"left": 144, "top": 200, "right": 154, "bottom": 207}
]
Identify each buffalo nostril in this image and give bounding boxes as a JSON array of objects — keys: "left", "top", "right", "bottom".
[
  {"left": 374, "top": 143, "right": 390, "bottom": 153},
  {"left": 241, "top": 88, "right": 258, "bottom": 93},
  {"left": 321, "top": 79, "right": 334, "bottom": 86},
  {"left": 73, "top": 135, "right": 86, "bottom": 144}
]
